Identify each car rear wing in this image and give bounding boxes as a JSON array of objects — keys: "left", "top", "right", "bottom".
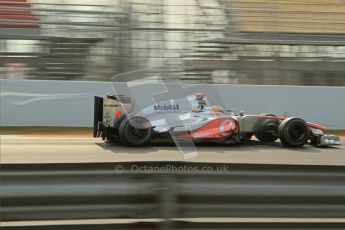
[
  {"left": 93, "top": 95, "right": 134, "bottom": 138},
  {"left": 93, "top": 96, "right": 103, "bottom": 138}
]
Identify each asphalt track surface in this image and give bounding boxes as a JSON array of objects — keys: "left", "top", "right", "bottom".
[{"left": 1, "top": 135, "right": 344, "bottom": 165}]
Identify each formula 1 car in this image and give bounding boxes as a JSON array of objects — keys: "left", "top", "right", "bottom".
[{"left": 93, "top": 93, "right": 340, "bottom": 147}]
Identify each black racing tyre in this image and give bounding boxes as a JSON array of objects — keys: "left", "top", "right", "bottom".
[
  {"left": 255, "top": 132, "right": 278, "bottom": 142},
  {"left": 278, "top": 117, "right": 310, "bottom": 147},
  {"left": 255, "top": 113, "right": 279, "bottom": 142},
  {"left": 107, "top": 134, "right": 123, "bottom": 145},
  {"left": 119, "top": 116, "right": 152, "bottom": 146}
]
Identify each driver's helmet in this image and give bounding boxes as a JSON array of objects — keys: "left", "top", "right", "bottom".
[{"left": 210, "top": 105, "right": 224, "bottom": 113}]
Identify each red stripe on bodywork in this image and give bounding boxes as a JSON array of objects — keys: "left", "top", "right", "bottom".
[
  {"left": 176, "top": 117, "right": 238, "bottom": 139},
  {"left": 253, "top": 115, "right": 286, "bottom": 120},
  {"left": 307, "top": 122, "right": 326, "bottom": 130}
]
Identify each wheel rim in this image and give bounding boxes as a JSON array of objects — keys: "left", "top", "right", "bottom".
[
  {"left": 127, "top": 124, "right": 148, "bottom": 140},
  {"left": 287, "top": 122, "right": 306, "bottom": 142}
]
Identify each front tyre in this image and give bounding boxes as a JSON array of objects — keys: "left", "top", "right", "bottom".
[
  {"left": 255, "top": 132, "right": 278, "bottom": 142},
  {"left": 279, "top": 117, "right": 310, "bottom": 147},
  {"left": 119, "top": 117, "right": 152, "bottom": 146},
  {"left": 255, "top": 113, "right": 279, "bottom": 142}
]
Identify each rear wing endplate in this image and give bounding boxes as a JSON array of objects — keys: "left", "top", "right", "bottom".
[{"left": 93, "top": 96, "right": 103, "bottom": 137}]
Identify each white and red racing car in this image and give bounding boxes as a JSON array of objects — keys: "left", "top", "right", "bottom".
[{"left": 93, "top": 93, "right": 340, "bottom": 147}]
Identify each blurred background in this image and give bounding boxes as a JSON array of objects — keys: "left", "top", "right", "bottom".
[{"left": 1, "top": 0, "right": 345, "bottom": 85}]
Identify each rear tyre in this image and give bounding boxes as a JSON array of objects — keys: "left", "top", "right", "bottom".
[
  {"left": 107, "top": 134, "right": 123, "bottom": 145},
  {"left": 255, "top": 113, "right": 279, "bottom": 142},
  {"left": 119, "top": 117, "right": 152, "bottom": 146},
  {"left": 279, "top": 117, "right": 310, "bottom": 147}
]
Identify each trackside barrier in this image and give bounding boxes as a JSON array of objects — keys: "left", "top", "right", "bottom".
[
  {"left": 2, "top": 221, "right": 345, "bottom": 230},
  {"left": 1, "top": 79, "right": 345, "bottom": 128},
  {"left": 1, "top": 162, "right": 345, "bottom": 223}
]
